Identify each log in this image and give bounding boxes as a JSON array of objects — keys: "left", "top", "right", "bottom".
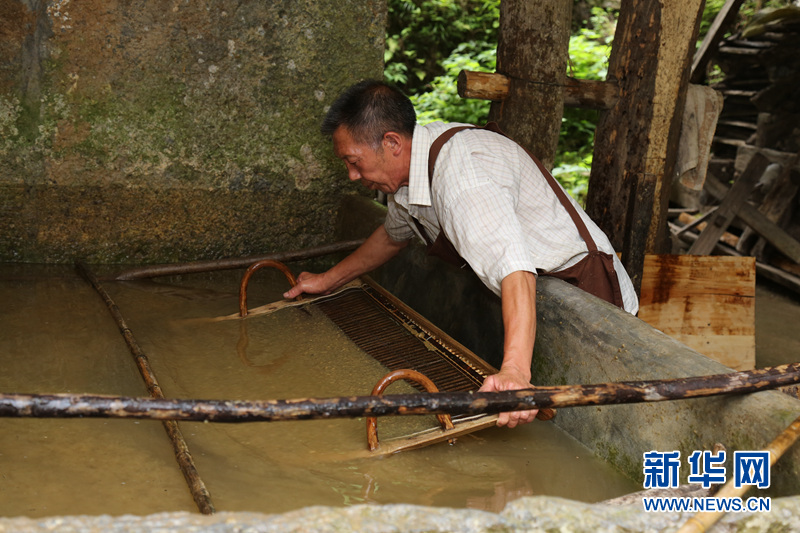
[
  {"left": 110, "top": 240, "right": 365, "bottom": 281},
  {"left": 75, "top": 261, "right": 216, "bottom": 515},
  {"left": 677, "top": 211, "right": 739, "bottom": 247},
  {"left": 457, "top": 70, "right": 619, "bottom": 110},
  {"left": 3, "top": 362, "right": 800, "bottom": 422},
  {"left": 457, "top": 70, "right": 510, "bottom": 101}
]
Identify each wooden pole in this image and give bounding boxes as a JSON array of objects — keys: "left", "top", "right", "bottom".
[
  {"left": 76, "top": 261, "right": 216, "bottom": 515},
  {"left": 4, "top": 362, "right": 800, "bottom": 422},
  {"left": 676, "top": 412, "right": 800, "bottom": 533},
  {"left": 110, "top": 240, "right": 364, "bottom": 281}
]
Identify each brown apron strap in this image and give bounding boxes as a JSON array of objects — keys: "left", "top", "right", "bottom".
[
  {"left": 426, "top": 122, "right": 599, "bottom": 253},
  {"left": 411, "top": 217, "right": 433, "bottom": 247}
]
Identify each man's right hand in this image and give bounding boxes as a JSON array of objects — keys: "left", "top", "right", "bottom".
[{"left": 283, "top": 271, "right": 333, "bottom": 300}]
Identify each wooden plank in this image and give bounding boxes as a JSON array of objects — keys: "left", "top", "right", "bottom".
[
  {"left": 688, "top": 152, "right": 769, "bottom": 255},
  {"left": 638, "top": 254, "right": 756, "bottom": 370},
  {"left": 705, "top": 173, "right": 800, "bottom": 263},
  {"left": 734, "top": 144, "right": 800, "bottom": 174},
  {"left": 690, "top": 0, "right": 747, "bottom": 83},
  {"left": 756, "top": 261, "right": 800, "bottom": 295}
]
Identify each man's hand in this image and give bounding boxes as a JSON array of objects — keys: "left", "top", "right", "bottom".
[
  {"left": 478, "top": 366, "right": 538, "bottom": 428},
  {"left": 482, "top": 270, "right": 539, "bottom": 428},
  {"left": 282, "top": 226, "right": 409, "bottom": 301},
  {"left": 283, "top": 272, "right": 333, "bottom": 300}
]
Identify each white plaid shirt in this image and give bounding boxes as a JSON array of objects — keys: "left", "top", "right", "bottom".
[{"left": 384, "top": 121, "right": 639, "bottom": 315}]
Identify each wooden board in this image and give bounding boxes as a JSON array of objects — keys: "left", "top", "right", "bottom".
[{"left": 637, "top": 254, "right": 756, "bottom": 370}]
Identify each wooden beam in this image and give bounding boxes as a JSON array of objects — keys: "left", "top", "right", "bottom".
[
  {"left": 742, "top": 153, "right": 799, "bottom": 258},
  {"left": 690, "top": 0, "right": 747, "bottom": 83},
  {"left": 457, "top": 70, "right": 619, "bottom": 110},
  {"left": 688, "top": 152, "right": 769, "bottom": 255},
  {"left": 704, "top": 172, "right": 800, "bottom": 263},
  {"left": 621, "top": 172, "right": 658, "bottom": 296}
]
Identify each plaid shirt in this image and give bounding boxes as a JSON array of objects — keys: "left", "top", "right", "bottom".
[{"left": 384, "top": 121, "right": 639, "bottom": 315}]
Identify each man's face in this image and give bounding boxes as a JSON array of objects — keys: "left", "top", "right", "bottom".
[{"left": 332, "top": 127, "right": 406, "bottom": 194}]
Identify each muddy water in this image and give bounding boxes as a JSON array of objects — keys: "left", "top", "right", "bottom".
[{"left": 0, "top": 265, "right": 638, "bottom": 518}]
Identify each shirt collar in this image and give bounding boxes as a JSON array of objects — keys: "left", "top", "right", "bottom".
[{"left": 407, "top": 123, "right": 433, "bottom": 207}]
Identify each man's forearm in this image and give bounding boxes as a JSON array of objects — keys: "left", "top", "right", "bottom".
[
  {"left": 322, "top": 225, "right": 408, "bottom": 289},
  {"left": 500, "top": 270, "right": 537, "bottom": 381}
]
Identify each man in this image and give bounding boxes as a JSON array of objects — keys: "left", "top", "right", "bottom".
[{"left": 284, "top": 80, "right": 639, "bottom": 428}]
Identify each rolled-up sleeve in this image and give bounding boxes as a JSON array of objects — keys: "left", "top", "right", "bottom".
[{"left": 383, "top": 197, "right": 416, "bottom": 243}]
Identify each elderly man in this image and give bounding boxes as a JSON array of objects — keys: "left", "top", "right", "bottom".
[{"left": 284, "top": 80, "right": 638, "bottom": 428}]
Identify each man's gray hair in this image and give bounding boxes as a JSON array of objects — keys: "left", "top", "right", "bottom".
[{"left": 321, "top": 80, "right": 416, "bottom": 148}]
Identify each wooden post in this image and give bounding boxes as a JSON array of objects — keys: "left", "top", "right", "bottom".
[
  {"left": 487, "top": 0, "right": 571, "bottom": 169},
  {"left": 586, "top": 0, "right": 706, "bottom": 266}
]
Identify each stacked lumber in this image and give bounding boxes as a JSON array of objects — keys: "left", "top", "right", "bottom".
[{"left": 671, "top": 6, "right": 800, "bottom": 297}]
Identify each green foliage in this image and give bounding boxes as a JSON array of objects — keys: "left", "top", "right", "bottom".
[
  {"left": 385, "top": 1, "right": 616, "bottom": 203},
  {"left": 555, "top": 7, "right": 615, "bottom": 204},
  {"left": 385, "top": 0, "right": 499, "bottom": 93},
  {"left": 410, "top": 41, "right": 495, "bottom": 125}
]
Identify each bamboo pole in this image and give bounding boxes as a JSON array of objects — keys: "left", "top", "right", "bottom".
[
  {"left": 110, "top": 240, "right": 364, "bottom": 281},
  {"left": 4, "top": 361, "right": 800, "bottom": 422},
  {"left": 676, "top": 412, "right": 800, "bottom": 533},
  {"left": 76, "top": 261, "right": 215, "bottom": 515}
]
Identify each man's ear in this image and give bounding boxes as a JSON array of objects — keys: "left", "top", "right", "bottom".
[{"left": 382, "top": 131, "right": 405, "bottom": 156}]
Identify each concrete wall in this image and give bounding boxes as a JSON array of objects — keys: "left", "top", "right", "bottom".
[{"left": 0, "top": 0, "right": 385, "bottom": 263}]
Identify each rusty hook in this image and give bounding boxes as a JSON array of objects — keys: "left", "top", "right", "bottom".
[
  {"left": 239, "top": 260, "right": 300, "bottom": 317},
  {"left": 366, "top": 369, "right": 455, "bottom": 452}
]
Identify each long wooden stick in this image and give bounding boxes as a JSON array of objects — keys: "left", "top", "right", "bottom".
[
  {"left": 110, "top": 240, "right": 364, "bottom": 281},
  {"left": 676, "top": 412, "right": 800, "bottom": 533},
  {"left": 76, "top": 261, "right": 215, "bottom": 515},
  {"left": 4, "top": 361, "right": 800, "bottom": 422}
]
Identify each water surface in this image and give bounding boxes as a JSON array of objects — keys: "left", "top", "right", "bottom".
[{"left": 1, "top": 264, "right": 639, "bottom": 518}]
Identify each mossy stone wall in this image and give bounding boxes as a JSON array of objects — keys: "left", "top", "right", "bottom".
[{"left": 0, "top": 0, "right": 385, "bottom": 263}]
